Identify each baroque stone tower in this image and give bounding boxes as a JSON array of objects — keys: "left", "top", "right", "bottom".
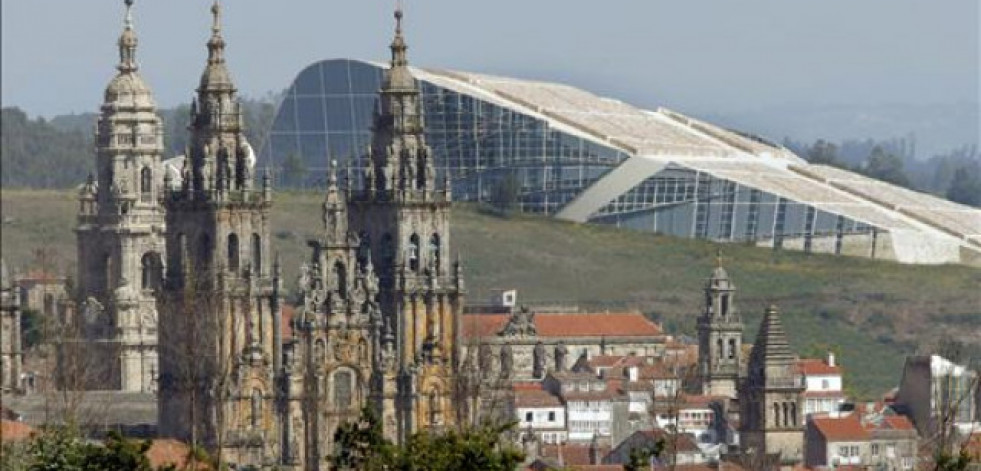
[
  {"left": 158, "top": 2, "right": 283, "bottom": 466},
  {"left": 349, "top": 7, "right": 465, "bottom": 443},
  {"left": 282, "top": 160, "right": 382, "bottom": 470},
  {"left": 74, "top": 0, "right": 164, "bottom": 392},
  {"left": 739, "top": 304, "right": 804, "bottom": 467},
  {"left": 697, "top": 251, "right": 743, "bottom": 398}
]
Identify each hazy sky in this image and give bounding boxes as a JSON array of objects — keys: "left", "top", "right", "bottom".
[{"left": 2, "top": 1, "right": 978, "bottom": 120}]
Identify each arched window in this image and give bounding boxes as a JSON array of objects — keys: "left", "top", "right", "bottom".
[
  {"left": 782, "top": 402, "right": 790, "bottom": 429},
  {"left": 251, "top": 389, "right": 263, "bottom": 428},
  {"left": 728, "top": 339, "right": 737, "bottom": 360},
  {"left": 334, "top": 261, "right": 347, "bottom": 299},
  {"left": 790, "top": 402, "right": 797, "bottom": 426},
  {"left": 227, "top": 233, "right": 240, "bottom": 271},
  {"left": 717, "top": 339, "right": 724, "bottom": 359},
  {"left": 251, "top": 234, "right": 262, "bottom": 274},
  {"left": 140, "top": 167, "right": 153, "bottom": 202},
  {"left": 429, "top": 234, "right": 441, "bottom": 271},
  {"left": 773, "top": 402, "right": 781, "bottom": 427},
  {"left": 408, "top": 234, "right": 420, "bottom": 272},
  {"left": 333, "top": 370, "right": 353, "bottom": 409},
  {"left": 721, "top": 294, "right": 730, "bottom": 317}
]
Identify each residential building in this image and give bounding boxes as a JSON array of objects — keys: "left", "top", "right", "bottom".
[
  {"left": 513, "top": 385, "right": 567, "bottom": 444},
  {"left": 896, "top": 355, "right": 980, "bottom": 438},
  {"left": 804, "top": 412, "right": 918, "bottom": 469},
  {"left": 544, "top": 371, "right": 617, "bottom": 442},
  {"left": 797, "top": 353, "right": 846, "bottom": 417},
  {"left": 606, "top": 429, "right": 707, "bottom": 466}
]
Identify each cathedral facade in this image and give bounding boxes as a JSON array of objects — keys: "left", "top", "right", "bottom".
[
  {"left": 146, "top": 3, "right": 462, "bottom": 469},
  {"left": 74, "top": 0, "right": 164, "bottom": 393}
]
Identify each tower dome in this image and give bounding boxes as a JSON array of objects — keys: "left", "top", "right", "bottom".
[{"left": 102, "top": 0, "right": 156, "bottom": 110}]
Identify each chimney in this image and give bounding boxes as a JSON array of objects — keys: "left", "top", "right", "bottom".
[{"left": 827, "top": 351, "right": 836, "bottom": 368}]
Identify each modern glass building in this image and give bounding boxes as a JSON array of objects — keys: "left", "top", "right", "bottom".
[{"left": 260, "top": 59, "right": 981, "bottom": 265}]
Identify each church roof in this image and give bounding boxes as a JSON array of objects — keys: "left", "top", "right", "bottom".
[
  {"left": 461, "top": 311, "right": 662, "bottom": 340},
  {"left": 750, "top": 304, "right": 795, "bottom": 364}
]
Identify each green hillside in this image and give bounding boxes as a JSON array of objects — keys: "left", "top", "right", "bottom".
[{"left": 2, "top": 189, "right": 979, "bottom": 398}]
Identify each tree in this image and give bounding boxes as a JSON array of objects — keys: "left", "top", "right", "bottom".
[
  {"left": 806, "top": 139, "right": 839, "bottom": 166},
  {"left": 331, "top": 406, "right": 396, "bottom": 471},
  {"left": 623, "top": 441, "right": 664, "bottom": 471},
  {"left": 331, "top": 407, "right": 524, "bottom": 471},
  {"left": 946, "top": 166, "right": 981, "bottom": 207},
  {"left": 863, "top": 146, "right": 911, "bottom": 188}
]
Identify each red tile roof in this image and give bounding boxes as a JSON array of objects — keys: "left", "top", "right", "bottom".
[
  {"left": 281, "top": 304, "right": 295, "bottom": 339},
  {"left": 796, "top": 358, "right": 841, "bottom": 376},
  {"left": 1, "top": 420, "right": 34, "bottom": 441},
  {"left": 461, "top": 312, "right": 662, "bottom": 339},
  {"left": 540, "top": 443, "right": 611, "bottom": 466},
  {"left": 514, "top": 390, "right": 564, "bottom": 408},
  {"left": 146, "top": 439, "right": 208, "bottom": 470},
  {"left": 811, "top": 415, "right": 870, "bottom": 442}
]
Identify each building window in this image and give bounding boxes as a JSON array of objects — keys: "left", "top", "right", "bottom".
[
  {"left": 141, "top": 252, "right": 161, "bottom": 291},
  {"left": 408, "top": 233, "right": 420, "bottom": 272},
  {"left": 334, "top": 261, "right": 347, "bottom": 299},
  {"left": 525, "top": 412, "right": 533, "bottom": 422},
  {"left": 429, "top": 233, "right": 441, "bottom": 271},
  {"left": 548, "top": 411, "right": 556, "bottom": 422},
  {"left": 728, "top": 339, "right": 737, "bottom": 360},
  {"left": 821, "top": 379, "right": 829, "bottom": 390},
  {"left": 140, "top": 166, "right": 152, "bottom": 202},
  {"left": 227, "top": 233, "right": 240, "bottom": 271},
  {"left": 251, "top": 233, "right": 262, "bottom": 274},
  {"left": 251, "top": 389, "right": 263, "bottom": 428},
  {"left": 333, "top": 370, "right": 353, "bottom": 409},
  {"left": 871, "top": 443, "right": 879, "bottom": 456}
]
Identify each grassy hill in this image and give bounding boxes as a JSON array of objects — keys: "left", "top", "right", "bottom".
[{"left": 2, "top": 189, "right": 979, "bottom": 398}]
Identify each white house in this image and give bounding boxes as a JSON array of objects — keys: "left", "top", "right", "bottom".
[
  {"left": 797, "top": 353, "right": 847, "bottom": 417},
  {"left": 512, "top": 387, "right": 567, "bottom": 444}
]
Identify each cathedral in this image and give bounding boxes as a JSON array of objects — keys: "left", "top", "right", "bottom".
[{"left": 70, "top": 1, "right": 464, "bottom": 468}]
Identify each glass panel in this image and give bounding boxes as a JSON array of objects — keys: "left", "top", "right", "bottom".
[
  {"left": 326, "top": 97, "right": 355, "bottom": 131},
  {"left": 296, "top": 97, "right": 326, "bottom": 132},
  {"left": 294, "top": 67, "right": 323, "bottom": 96},
  {"left": 323, "top": 61, "right": 351, "bottom": 95}
]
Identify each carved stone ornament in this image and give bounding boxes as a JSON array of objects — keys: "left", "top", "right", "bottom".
[{"left": 499, "top": 305, "right": 537, "bottom": 337}]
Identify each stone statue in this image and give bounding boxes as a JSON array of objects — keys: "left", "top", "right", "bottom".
[
  {"left": 533, "top": 341, "right": 546, "bottom": 378},
  {"left": 82, "top": 297, "right": 105, "bottom": 325},
  {"left": 499, "top": 305, "right": 537, "bottom": 337},
  {"left": 478, "top": 343, "right": 493, "bottom": 372},
  {"left": 555, "top": 341, "right": 568, "bottom": 372},
  {"left": 500, "top": 343, "right": 514, "bottom": 378}
]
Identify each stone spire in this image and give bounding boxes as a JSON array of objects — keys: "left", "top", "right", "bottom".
[
  {"left": 750, "top": 304, "right": 795, "bottom": 367},
  {"left": 117, "top": 0, "right": 138, "bottom": 73},
  {"left": 199, "top": 0, "right": 234, "bottom": 93},
  {"left": 365, "top": 3, "right": 436, "bottom": 196},
  {"left": 322, "top": 159, "right": 348, "bottom": 243}
]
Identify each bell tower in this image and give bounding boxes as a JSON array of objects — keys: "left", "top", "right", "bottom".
[
  {"left": 158, "top": 2, "right": 282, "bottom": 466},
  {"left": 697, "top": 250, "right": 743, "bottom": 398},
  {"left": 349, "top": 6, "right": 465, "bottom": 443},
  {"left": 75, "top": 0, "right": 165, "bottom": 392}
]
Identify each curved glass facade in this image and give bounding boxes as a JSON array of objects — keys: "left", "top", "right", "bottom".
[
  {"left": 260, "top": 58, "right": 975, "bottom": 264},
  {"left": 260, "top": 59, "right": 627, "bottom": 215}
]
